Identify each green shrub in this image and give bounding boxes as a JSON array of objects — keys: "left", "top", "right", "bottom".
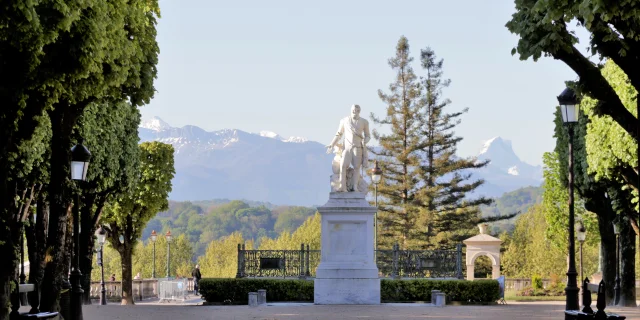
[
  {"left": 199, "top": 278, "right": 500, "bottom": 304},
  {"left": 199, "top": 278, "right": 313, "bottom": 304},
  {"left": 532, "top": 275, "right": 543, "bottom": 290},
  {"left": 381, "top": 279, "right": 500, "bottom": 302}
]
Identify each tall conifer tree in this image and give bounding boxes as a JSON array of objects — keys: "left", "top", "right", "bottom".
[
  {"left": 372, "top": 38, "right": 492, "bottom": 249},
  {"left": 416, "top": 48, "right": 491, "bottom": 248},
  {"left": 371, "top": 36, "right": 423, "bottom": 249}
]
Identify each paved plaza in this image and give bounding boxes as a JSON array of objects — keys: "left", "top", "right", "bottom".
[{"left": 70, "top": 301, "right": 640, "bottom": 320}]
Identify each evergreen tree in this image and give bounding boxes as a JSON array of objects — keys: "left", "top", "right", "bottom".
[
  {"left": 416, "top": 48, "right": 492, "bottom": 248},
  {"left": 371, "top": 36, "right": 423, "bottom": 249},
  {"left": 372, "top": 38, "right": 495, "bottom": 249}
]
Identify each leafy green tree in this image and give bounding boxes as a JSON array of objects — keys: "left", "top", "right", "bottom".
[
  {"left": 542, "top": 152, "right": 591, "bottom": 250},
  {"left": 259, "top": 213, "right": 321, "bottom": 250},
  {"left": 38, "top": 0, "right": 160, "bottom": 312},
  {"left": 549, "top": 63, "right": 636, "bottom": 305},
  {"left": 0, "top": 1, "right": 105, "bottom": 315},
  {"left": 102, "top": 141, "right": 174, "bottom": 304},
  {"left": 581, "top": 61, "right": 638, "bottom": 230},
  {"left": 199, "top": 232, "right": 250, "bottom": 278},
  {"left": 506, "top": 0, "right": 639, "bottom": 139},
  {"left": 508, "top": 1, "right": 639, "bottom": 304},
  {"left": 272, "top": 206, "right": 316, "bottom": 234},
  {"left": 91, "top": 242, "right": 121, "bottom": 282},
  {"left": 132, "top": 235, "right": 194, "bottom": 280},
  {"left": 502, "top": 204, "right": 599, "bottom": 279},
  {"left": 73, "top": 101, "right": 142, "bottom": 303}
]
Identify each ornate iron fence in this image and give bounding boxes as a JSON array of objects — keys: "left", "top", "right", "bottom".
[{"left": 236, "top": 243, "right": 463, "bottom": 279}]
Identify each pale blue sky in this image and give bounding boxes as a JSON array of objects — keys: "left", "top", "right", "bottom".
[{"left": 142, "top": 0, "right": 589, "bottom": 166}]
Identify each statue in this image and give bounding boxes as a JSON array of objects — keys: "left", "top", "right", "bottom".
[{"left": 326, "top": 104, "right": 371, "bottom": 192}]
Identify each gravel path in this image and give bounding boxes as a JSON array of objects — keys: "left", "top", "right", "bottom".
[{"left": 77, "top": 301, "right": 640, "bottom": 320}]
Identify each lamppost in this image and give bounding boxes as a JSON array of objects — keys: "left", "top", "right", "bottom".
[
  {"left": 95, "top": 226, "right": 107, "bottom": 305},
  {"left": 370, "top": 160, "right": 382, "bottom": 260},
  {"left": 612, "top": 218, "right": 621, "bottom": 306},
  {"left": 165, "top": 230, "right": 172, "bottom": 278},
  {"left": 558, "top": 87, "right": 579, "bottom": 313},
  {"left": 577, "top": 222, "right": 586, "bottom": 301},
  {"left": 150, "top": 230, "right": 158, "bottom": 279},
  {"left": 70, "top": 140, "right": 91, "bottom": 320}
]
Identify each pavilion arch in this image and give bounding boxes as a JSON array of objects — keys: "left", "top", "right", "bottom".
[{"left": 463, "top": 224, "right": 502, "bottom": 280}]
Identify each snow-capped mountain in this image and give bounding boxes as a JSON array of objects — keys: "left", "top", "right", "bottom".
[
  {"left": 473, "top": 137, "right": 543, "bottom": 197},
  {"left": 138, "top": 117, "right": 332, "bottom": 206},
  {"left": 138, "top": 117, "right": 541, "bottom": 205}
]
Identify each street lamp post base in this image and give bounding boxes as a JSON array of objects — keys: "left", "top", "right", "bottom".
[
  {"left": 100, "top": 287, "right": 107, "bottom": 305},
  {"left": 69, "top": 270, "right": 84, "bottom": 320}
]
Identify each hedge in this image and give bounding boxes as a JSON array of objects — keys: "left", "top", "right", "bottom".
[{"left": 199, "top": 278, "right": 499, "bottom": 304}]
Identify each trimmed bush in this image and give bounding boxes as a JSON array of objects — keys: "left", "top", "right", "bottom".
[
  {"left": 381, "top": 279, "right": 500, "bottom": 302},
  {"left": 199, "top": 278, "right": 313, "bottom": 304},
  {"left": 199, "top": 278, "right": 500, "bottom": 304}
]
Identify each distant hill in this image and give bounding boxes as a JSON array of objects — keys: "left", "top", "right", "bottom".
[
  {"left": 480, "top": 185, "right": 543, "bottom": 233},
  {"left": 142, "top": 199, "right": 316, "bottom": 258}
]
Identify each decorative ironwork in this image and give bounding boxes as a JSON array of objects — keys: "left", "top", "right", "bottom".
[{"left": 237, "top": 243, "right": 463, "bottom": 279}]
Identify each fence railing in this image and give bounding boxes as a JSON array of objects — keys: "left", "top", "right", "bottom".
[
  {"left": 158, "top": 278, "right": 188, "bottom": 302},
  {"left": 89, "top": 278, "right": 194, "bottom": 301},
  {"left": 236, "top": 243, "right": 463, "bottom": 279}
]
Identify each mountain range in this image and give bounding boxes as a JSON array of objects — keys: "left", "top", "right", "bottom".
[{"left": 138, "top": 117, "right": 542, "bottom": 206}]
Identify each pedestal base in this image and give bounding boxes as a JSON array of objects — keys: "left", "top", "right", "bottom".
[
  {"left": 314, "top": 192, "right": 380, "bottom": 305},
  {"left": 314, "top": 278, "right": 380, "bottom": 305}
]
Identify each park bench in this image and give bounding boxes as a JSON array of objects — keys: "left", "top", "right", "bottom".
[{"left": 9, "top": 283, "right": 59, "bottom": 320}]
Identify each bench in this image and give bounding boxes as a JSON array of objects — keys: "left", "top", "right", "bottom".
[
  {"left": 18, "top": 313, "right": 59, "bottom": 319},
  {"left": 565, "top": 310, "right": 626, "bottom": 319},
  {"left": 10, "top": 284, "right": 59, "bottom": 320}
]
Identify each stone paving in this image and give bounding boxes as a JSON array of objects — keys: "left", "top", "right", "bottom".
[{"left": 75, "top": 300, "right": 640, "bottom": 320}]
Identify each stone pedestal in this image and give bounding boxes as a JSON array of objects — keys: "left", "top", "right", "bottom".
[{"left": 314, "top": 192, "right": 380, "bottom": 305}]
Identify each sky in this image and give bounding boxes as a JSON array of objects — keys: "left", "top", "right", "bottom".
[{"left": 141, "top": 0, "right": 590, "bottom": 166}]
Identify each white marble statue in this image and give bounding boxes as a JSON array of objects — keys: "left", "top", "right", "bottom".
[{"left": 326, "top": 104, "right": 371, "bottom": 192}]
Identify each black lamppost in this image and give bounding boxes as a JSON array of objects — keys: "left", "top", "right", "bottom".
[
  {"left": 165, "top": 230, "right": 172, "bottom": 278},
  {"left": 612, "top": 218, "right": 621, "bottom": 305},
  {"left": 370, "top": 160, "right": 382, "bottom": 258},
  {"left": 70, "top": 140, "right": 91, "bottom": 320},
  {"left": 95, "top": 226, "right": 107, "bottom": 305},
  {"left": 558, "top": 87, "right": 580, "bottom": 313},
  {"left": 150, "top": 230, "right": 158, "bottom": 278},
  {"left": 577, "top": 222, "right": 586, "bottom": 301}
]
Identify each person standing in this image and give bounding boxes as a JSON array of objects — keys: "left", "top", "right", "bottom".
[{"left": 191, "top": 264, "right": 202, "bottom": 295}]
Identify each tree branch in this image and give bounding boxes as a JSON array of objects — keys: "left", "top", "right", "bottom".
[
  {"left": 589, "top": 16, "right": 640, "bottom": 89},
  {"left": 625, "top": 211, "right": 639, "bottom": 236},
  {"left": 618, "top": 165, "right": 639, "bottom": 194},
  {"left": 552, "top": 23, "right": 638, "bottom": 140}
]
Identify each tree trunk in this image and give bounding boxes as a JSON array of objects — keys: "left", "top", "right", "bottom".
[
  {"left": 0, "top": 154, "right": 19, "bottom": 320},
  {"left": 25, "top": 197, "right": 49, "bottom": 313},
  {"left": 79, "top": 238, "right": 95, "bottom": 305},
  {"left": 0, "top": 220, "right": 19, "bottom": 320},
  {"left": 597, "top": 213, "right": 617, "bottom": 305},
  {"left": 119, "top": 245, "right": 135, "bottom": 305},
  {"left": 39, "top": 106, "right": 78, "bottom": 312},
  {"left": 620, "top": 218, "right": 637, "bottom": 306},
  {"left": 79, "top": 202, "right": 97, "bottom": 305}
]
